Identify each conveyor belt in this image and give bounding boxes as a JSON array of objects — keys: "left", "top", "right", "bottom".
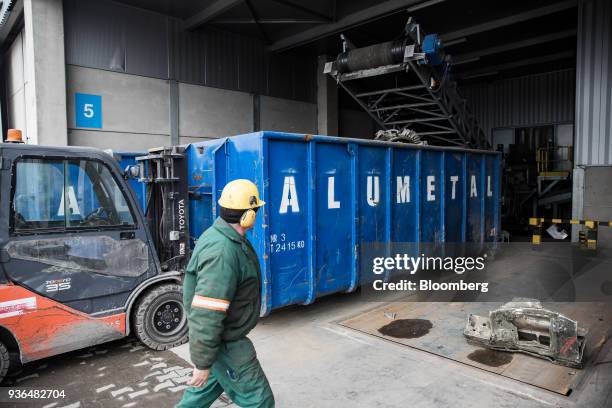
[{"left": 325, "top": 18, "right": 489, "bottom": 149}]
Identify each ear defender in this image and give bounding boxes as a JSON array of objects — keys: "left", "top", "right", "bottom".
[{"left": 240, "top": 209, "right": 257, "bottom": 228}]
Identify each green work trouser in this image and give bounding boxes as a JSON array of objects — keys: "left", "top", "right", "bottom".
[{"left": 177, "top": 337, "right": 274, "bottom": 408}]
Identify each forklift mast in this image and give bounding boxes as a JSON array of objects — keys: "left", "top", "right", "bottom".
[{"left": 136, "top": 146, "right": 190, "bottom": 273}]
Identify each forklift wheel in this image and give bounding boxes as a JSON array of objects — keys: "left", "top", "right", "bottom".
[
  {"left": 133, "top": 283, "right": 189, "bottom": 350},
  {"left": 0, "top": 341, "right": 9, "bottom": 384}
]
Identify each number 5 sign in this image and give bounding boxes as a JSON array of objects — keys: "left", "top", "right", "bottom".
[{"left": 75, "top": 93, "right": 102, "bottom": 128}]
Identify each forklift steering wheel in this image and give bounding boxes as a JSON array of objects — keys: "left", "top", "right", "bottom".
[{"left": 82, "top": 207, "right": 113, "bottom": 227}]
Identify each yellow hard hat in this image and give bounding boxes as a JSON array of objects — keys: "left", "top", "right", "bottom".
[{"left": 218, "top": 179, "right": 265, "bottom": 210}]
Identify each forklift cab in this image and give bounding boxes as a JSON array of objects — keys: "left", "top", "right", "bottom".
[{"left": 0, "top": 140, "right": 188, "bottom": 377}]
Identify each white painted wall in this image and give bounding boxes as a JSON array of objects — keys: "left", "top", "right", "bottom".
[
  {"left": 67, "top": 66, "right": 170, "bottom": 129},
  {"left": 3, "top": 0, "right": 67, "bottom": 145},
  {"left": 4, "top": 30, "right": 31, "bottom": 141},
  {"left": 68, "top": 130, "right": 169, "bottom": 151},
  {"left": 65, "top": 66, "right": 319, "bottom": 151},
  {"left": 179, "top": 136, "right": 218, "bottom": 145},
  {"left": 178, "top": 83, "right": 253, "bottom": 139},
  {"left": 66, "top": 65, "right": 171, "bottom": 150},
  {"left": 583, "top": 166, "right": 612, "bottom": 247},
  {"left": 23, "top": 0, "right": 67, "bottom": 145},
  {"left": 260, "top": 96, "right": 317, "bottom": 134}
]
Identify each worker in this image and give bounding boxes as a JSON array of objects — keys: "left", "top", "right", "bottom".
[{"left": 177, "top": 179, "right": 274, "bottom": 408}]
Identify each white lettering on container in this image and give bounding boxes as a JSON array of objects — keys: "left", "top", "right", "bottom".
[
  {"left": 427, "top": 176, "right": 436, "bottom": 202},
  {"left": 367, "top": 176, "right": 380, "bottom": 207},
  {"left": 279, "top": 176, "right": 300, "bottom": 213},
  {"left": 397, "top": 176, "right": 410, "bottom": 203},
  {"left": 328, "top": 177, "right": 340, "bottom": 209},
  {"left": 450, "top": 176, "right": 459, "bottom": 199}
]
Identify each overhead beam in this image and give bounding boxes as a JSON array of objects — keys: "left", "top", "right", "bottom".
[
  {"left": 440, "top": 0, "right": 577, "bottom": 42},
  {"left": 268, "top": 0, "right": 332, "bottom": 22},
  {"left": 458, "top": 51, "right": 575, "bottom": 80},
  {"left": 443, "top": 37, "right": 466, "bottom": 47},
  {"left": 453, "top": 57, "right": 480, "bottom": 66},
  {"left": 214, "top": 19, "right": 327, "bottom": 24},
  {"left": 245, "top": 0, "right": 270, "bottom": 44},
  {"left": 460, "top": 71, "right": 498, "bottom": 80},
  {"left": 406, "top": 0, "right": 446, "bottom": 12},
  {"left": 185, "top": 0, "right": 243, "bottom": 30},
  {"left": 269, "top": 0, "right": 430, "bottom": 52},
  {"left": 452, "top": 29, "right": 577, "bottom": 64}
]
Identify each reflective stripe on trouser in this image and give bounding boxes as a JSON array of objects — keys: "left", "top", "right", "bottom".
[{"left": 177, "top": 337, "right": 274, "bottom": 408}]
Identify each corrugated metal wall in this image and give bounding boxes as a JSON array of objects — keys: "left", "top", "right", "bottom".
[
  {"left": 63, "top": 0, "right": 316, "bottom": 103},
  {"left": 462, "top": 69, "right": 576, "bottom": 140},
  {"left": 575, "top": 0, "right": 612, "bottom": 166}
]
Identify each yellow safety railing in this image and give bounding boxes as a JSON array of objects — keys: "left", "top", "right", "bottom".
[{"left": 536, "top": 146, "right": 573, "bottom": 177}]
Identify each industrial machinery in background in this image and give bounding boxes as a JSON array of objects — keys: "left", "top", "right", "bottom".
[
  {"left": 499, "top": 126, "right": 573, "bottom": 237},
  {"left": 325, "top": 17, "right": 489, "bottom": 149}
]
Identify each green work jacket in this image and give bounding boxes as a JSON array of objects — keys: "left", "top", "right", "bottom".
[{"left": 183, "top": 217, "right": 262, "bottom": 369}]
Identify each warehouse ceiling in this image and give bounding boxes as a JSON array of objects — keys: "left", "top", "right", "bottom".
[{"left": 115, "top": 0, "right": 578, "bottom": 83}]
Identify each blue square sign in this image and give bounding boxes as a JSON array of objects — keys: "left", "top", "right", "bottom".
[{"left": 75, "top": 93, "right": 102, "bottom": 129}]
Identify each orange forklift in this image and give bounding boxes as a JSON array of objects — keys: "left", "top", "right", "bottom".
[{"left": 0, "top": 130, "right": 190, "bottom": 382}]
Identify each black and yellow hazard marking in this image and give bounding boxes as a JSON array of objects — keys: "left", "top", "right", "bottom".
[
  {"left": 528, "top": 218, "right": 612, "bottom": 227},
  {"left": 529, "top": 217, "right": 609, "bottom": 250}
]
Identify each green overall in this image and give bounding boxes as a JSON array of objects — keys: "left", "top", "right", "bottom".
[{"left": 177, "top": 218, "right": 274, "bottom": 408}]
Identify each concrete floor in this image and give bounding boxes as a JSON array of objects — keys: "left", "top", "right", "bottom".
[
  {"left": 171, "top": 242, "right": 612, "bottom": 407},
  {"left": 2, "top": 243, "right": 611, "bottom": 408},
  {"left": 2, "top": 291, "right": 610, "bottom": 408},
  {"left": 1, "top": 337, "right": 192, "bottom": 408},
  {"left": 173, "top": 293, "right": 612, "bottom": 408}
]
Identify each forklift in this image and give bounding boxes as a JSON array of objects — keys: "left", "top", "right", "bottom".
[{"left": 0, "top": 130, "right": 190, "bottom": 382}]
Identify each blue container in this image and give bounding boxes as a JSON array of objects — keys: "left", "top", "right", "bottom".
[{"left": 185, "top": 132, "right": 501, "bottom": 316}]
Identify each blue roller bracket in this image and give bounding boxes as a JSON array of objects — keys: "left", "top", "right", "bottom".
[
  {"left": 422, "top": 34, "right": 444, "bottom": 65},
  {"left": 114, "top": 152, "right": 148, "bottom": 212}
]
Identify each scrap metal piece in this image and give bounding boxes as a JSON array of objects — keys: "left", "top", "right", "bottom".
[
  {"left": 464, "top": 299, "right": 588, "bottom": 368},
  {"left": 375, "top": 128, "right": 424, "bottom": 145},
  {"left": 546, "top": 224, "right": 568, "bottom": 240}
]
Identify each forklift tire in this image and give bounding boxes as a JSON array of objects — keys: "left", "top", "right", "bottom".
[
  {"left": 0, "top": 341, "right": 9, "bottom": 384},
  {"left": 133, "top": 283, "right": 189, "bottom": 350}
]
